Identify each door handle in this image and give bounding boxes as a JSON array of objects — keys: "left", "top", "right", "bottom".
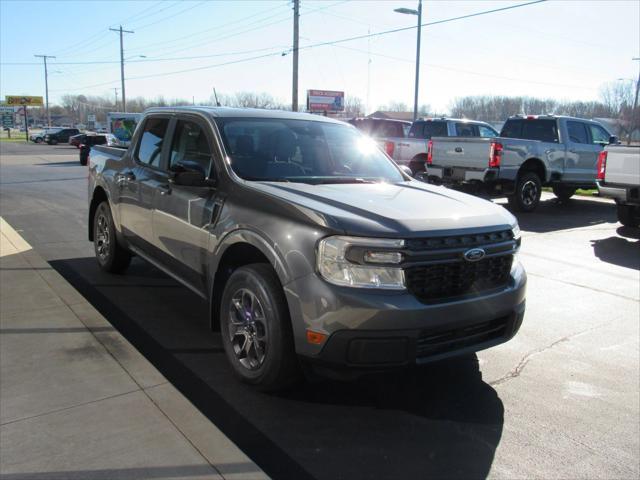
[{"left": 157, "top": 184, "right": 171, "bottom": 196}]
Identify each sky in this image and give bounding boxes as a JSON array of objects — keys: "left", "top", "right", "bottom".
[{"left": 1, "top": 0, "right": 639, "bottom": 114}]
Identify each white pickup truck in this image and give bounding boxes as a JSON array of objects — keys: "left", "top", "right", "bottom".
[
  {"left": 382, "top": 117, "right": 499, "bottom": 175},
  {"left": 596, "top": 145, "right": 640, "bottom": 227}
]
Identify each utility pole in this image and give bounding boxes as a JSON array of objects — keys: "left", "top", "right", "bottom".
[
  {"left": 113, "top": 88, "right": 119, "bottom": 109},
  {"left": 292, "top": 0, "right": 300, "bottom": 112},
  {"left": 633, "top": 57, "right": 640, "bottom": 111},
  {"left": 109, "top": 26, "right": 134, "bottom": 112},
  {"left": 413, "top": 0, "right": 422, "bottom": 121},
  {"left": 34, "top": 54, "right": 55, "bottom": 127}
]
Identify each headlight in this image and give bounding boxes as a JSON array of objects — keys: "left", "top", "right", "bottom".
[{"left": 317, "top": 236, "right": 406, "bottom": 290}]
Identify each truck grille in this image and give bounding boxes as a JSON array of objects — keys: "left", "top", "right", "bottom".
[{"left": 403, "top": 229, "right": 515, "bottom": 303}]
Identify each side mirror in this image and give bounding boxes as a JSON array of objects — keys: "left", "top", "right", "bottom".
[
  {"left": 399, "top": 165, "right": 413, "bottom": 178},
  {"left": 609, "top": 135, "right": 619, "bottom": 145},
  {"left": 169, "top": 166, "right": 214, "bottom": 187}
]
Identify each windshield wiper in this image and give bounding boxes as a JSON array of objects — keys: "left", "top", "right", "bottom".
[{"left": 242, "top": 176, "right": 291, "bottom": 182}]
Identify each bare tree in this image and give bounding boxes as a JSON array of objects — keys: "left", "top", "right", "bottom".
[{"left": 344, "top": 96, "right": 364, "bottom": 116}]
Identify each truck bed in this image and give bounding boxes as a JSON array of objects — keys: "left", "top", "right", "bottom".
[
  {"left": 93, "top": 145, "right": 127, "bottom": 159},
  {"left": 603, "top": 145, "right": 640, "bottom": 186}
]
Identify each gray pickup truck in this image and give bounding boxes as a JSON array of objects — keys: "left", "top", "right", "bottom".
[
  {"left": 428, "top": 115, "right": 618, "bottom": 212},
  {"left": 88, "top": 106, "right": 526, "bottom": 390},
  {"left": 384, "top": 118, "right": 499, "bottom": 175},
  {"left": 596, "top": 145, "right": 640, "bottom": 227}
]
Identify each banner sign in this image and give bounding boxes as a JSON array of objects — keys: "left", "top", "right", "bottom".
[
  {"left": 307, "top": 90, "right": 344, "bottom": 112},
  {"left": 5, "top": 96, "right": 44, "bottom": 106}
]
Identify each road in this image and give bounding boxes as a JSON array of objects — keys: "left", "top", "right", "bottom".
[{"left": 1, "top": 141, "right": 638, "bottom": 479}]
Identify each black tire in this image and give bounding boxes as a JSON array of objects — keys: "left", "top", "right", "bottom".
[
  {"left": 552, "top": 185, "right": 576, "bottom": 202},
  {"left": 35, "top": 138, "right": 43, "bottom": 144},
  {"left": 508, "top": 172, "right": 542, "bottom": 213},
  {"left": 93, "top": 201, "right": 131, "bottom": 273},
  {"left": 220, "top": 263, "right": 300, "bottom": 392},
  {"left": 617, "top": 204, "right": 640, "bottom": 228},
  {"left": 80, "top": 157, "right": 87, "bottom": 166}
]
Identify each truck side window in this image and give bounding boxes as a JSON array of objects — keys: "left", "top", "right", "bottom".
[
  {"left": 500, "top": 120, "right": 522, "bottom": 138},
  {"left": 169, "top": 120, "right": 213, "bottom": 177},
  {"left": 522, "top": 120, "right": 558, "bottom": 143},
  {"left": 589, "top": 124, "right": 610, "bottom": 145},
  {"left": 137, "top": 117, "right": 169, "bottom": 167},
  {"left": 478, "top": 125, "right": 498, "bottom": 138},
  {"left": 455, "top": 123, "right": 477, "bottom": 137},
  {"left": 567, "top": 121, "right": 589, "bottom": 144},
  {"left": 420, "top": 122, "right": 447, "bottom": 139}
]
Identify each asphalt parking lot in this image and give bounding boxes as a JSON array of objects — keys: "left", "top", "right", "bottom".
[{"left": 1, "top": 141, "right": 638, "bottom": 479}]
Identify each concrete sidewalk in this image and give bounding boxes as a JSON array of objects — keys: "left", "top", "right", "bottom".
[{"left": 0, "top": 217, "right": 268, "bottom": 480}]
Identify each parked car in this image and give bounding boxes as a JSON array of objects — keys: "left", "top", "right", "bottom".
[
  {"left": 596, "top": 145, "right": 640, "bottom": 227},
  {"left": 79, "top": 135, "right": 108, "bottom": 165},
  {"left": 347, "top": 117, "right": 411, "bottom": 139},
  {"left": 70, "top": 133, "right": 89, "bottom": 148},
  {"left": 88, "top": 107, "right": 526, "bottom": 391},
  {"left": 30, "top": 128, "right": 61, "bottom": 143},
  {"left": 382, "top": 118, "right": 499, "bottom": 175},
  {"left": 427, "top": 115, "right": 617, "bottom": 212},
  {"left": 44, "top": 128, "right": 80, "bottom": 145}
]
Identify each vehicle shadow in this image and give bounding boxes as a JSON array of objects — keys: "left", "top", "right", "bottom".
[
  {"left": 51, "top": 256, "right": 504, "bottom": 480},
  {"left": 500, "top": 195, "right": 616, "bottom": 233},
  {"left": 591, "top": 227, "right": 640, "bottom": 270},
  {"left": 34, "top": 161, "right": 81, "bottom": 167}
]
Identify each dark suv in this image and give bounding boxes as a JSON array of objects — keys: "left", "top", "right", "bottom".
[
  {"left": 45, "top": 128, "right": 80, "bottom": 145},
  {"left": 88, "top": 107, "right": 526, "bottom": 391}
]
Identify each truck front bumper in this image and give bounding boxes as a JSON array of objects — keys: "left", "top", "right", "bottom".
[{"left": 284, "top": 261, "right": 526, "bottom": 370}]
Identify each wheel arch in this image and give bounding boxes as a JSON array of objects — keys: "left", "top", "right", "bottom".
[
  {"left": 88, "top": 186, "right": 109, "bottom": 241},
  {"left": 518, "top": 158, "right": 547, "bottom": 183},
  {"left": 209, "top": 230, "right": 291, "bottom": 331}
]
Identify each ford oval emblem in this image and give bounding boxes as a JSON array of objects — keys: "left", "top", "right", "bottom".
[{"left": 463, "top": 248, "right": 485, "bottom": 262}]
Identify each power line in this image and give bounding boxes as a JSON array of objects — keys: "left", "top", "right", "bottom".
[{"left": 46, "top": 0, "right": 548, "bottom": 93}]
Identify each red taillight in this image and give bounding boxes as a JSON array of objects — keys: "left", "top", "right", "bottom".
[
  {"left": 384, "top": 141, "right": 394, "bottom": 157},
  {"left": 489, "top": 142, "right": 503, "bottom": 167},
  {"left": 426, "top": 140, "right": 433, "bottom": 165},
  {"left": 596, "top": 150, "right": 607, "bottom": 180}
]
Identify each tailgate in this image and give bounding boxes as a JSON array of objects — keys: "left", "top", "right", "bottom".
[
  {"left": 431, "top": 137, "right": 492, "bottom": 169},
  {"left": 605, "top": 147, "right": 640, "bottom": 186}
]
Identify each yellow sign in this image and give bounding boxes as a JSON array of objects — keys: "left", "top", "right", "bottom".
[{"left": 5, "top": 96, "right": 44, "bottom": 106}]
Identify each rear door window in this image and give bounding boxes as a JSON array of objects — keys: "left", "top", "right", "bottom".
[
  {"left": 136, "top": 117, "right": 170, "bottom": 167},
  {"left": 501, "top": 119, "right": 558, "bottom": 142},
  {"left": 478, "top": 125, "right": 498, "bottom": 137},
  {"left": 410, "top": 121, "right": 448, "bottom": 139},
  {"left": 455, "top": 123, "right": 478, "bottom": 137},
  {"left": 567, "top": 121, "right": 589, "bottom": 144}
]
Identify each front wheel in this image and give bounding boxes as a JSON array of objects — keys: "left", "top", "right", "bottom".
[
  {"left": 617, "top": 204, "right": 640, "bottom": 228},
  {"left": 35, "top": 137, "right": 43, "bottom": 144},
  {"left": 552, "top": 185, "right": 576, "bottom": 203},
  {"left": 508, "top": 172, "right": 542, "bottom": 213},
  {"left": 220, "top": 264, "right": 300, "bottom": 392},
  {"left": 93, "top": 201, "right": 131, "bottom": 273}
]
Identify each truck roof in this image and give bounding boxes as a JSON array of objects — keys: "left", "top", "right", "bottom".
[
  {"left": 416, "top": 117, "right": 491, "bottom": 125},
  {"left": 143, "top": 106, "right": 348, "bottom": 125},
  {"left": 506, "top": 114, "right": 602, "bottom": 123}
]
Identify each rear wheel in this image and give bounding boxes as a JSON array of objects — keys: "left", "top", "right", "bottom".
[
  {"left": 552, "top": 185, "right": 576, "bottom": 202},
  {"left": 35, "top": 137, "right": 43, "bottom": 144},
  {"left": 617, "top": 204, "right": 640, "bottom": 228},
  {"left": 508, "top": 172, "right": 541, "bottom": 213},
  {"left": 409, "top": 156, "right": 426, "bottom": 177},
  {"left": 220, "top": 264, "right": 300, "bottom": 391},
  {"left": 93, "top": 201, "right": 131, "bottom": 273}
]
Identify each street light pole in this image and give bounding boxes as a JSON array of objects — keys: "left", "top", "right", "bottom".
[
  {"left": 113, "top": 88, "right": 119, "bottom": 110},
  {"left": 34, "top": 54, "right": 56, "bottom": 127},
  {"left": 394, "top": 1, "right": 422, "bottom": 121},
  {"left": 292, "top": 0, "right": 300, "bottom": 112},
  {"left": 633, "top": 57, "right": 640, "bottom": 112},
  {"left": 109, "top": 26, "right": 134, "bottom": 112}
]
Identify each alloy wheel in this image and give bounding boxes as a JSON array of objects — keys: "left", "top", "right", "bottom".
[{"left": 228, "top": 288, "right": 268, "bottom": 371}]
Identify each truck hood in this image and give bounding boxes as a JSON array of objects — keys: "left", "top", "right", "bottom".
[{"left": 251, "top": 180, "right": 517, "bottom": 236}]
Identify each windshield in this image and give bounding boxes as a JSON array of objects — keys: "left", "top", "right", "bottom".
[{"left": 216, "top": 118, "right": 405, "bottom": 184}]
